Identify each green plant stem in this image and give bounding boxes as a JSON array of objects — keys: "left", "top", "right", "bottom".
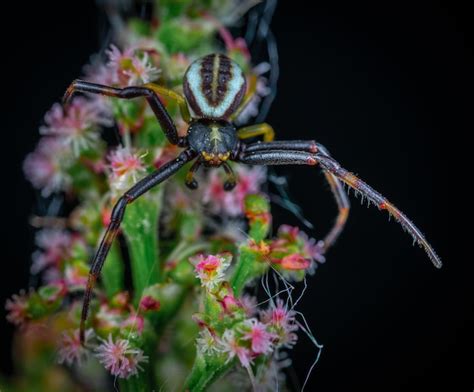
[
  {"left": 231, "top": 247, "right": 266, "bottom": 296},
  {"left": 101, "top": 242, "right": 124, "bottom": 298},
  {"left": 122, "top": 188, "right": 163, "bottom": 304},
  {"left": 182, "top": 353, "right": 234, "bottom": 392}
]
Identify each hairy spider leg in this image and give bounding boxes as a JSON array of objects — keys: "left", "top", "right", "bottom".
[
  {"left": 64, "top": 80, "right": 182, "bottom": 146},
  {"left": 237, "top": 122, "right": 275, "bottom": 142},
  {"left": 80, "top": 151, "right": 196, "bottom": 343},
  {"left": 243, "top": 140, "right": 350, "bottom": 253},
  {"left": 238, "top": 144, "right": 442, "bottom": 268}
]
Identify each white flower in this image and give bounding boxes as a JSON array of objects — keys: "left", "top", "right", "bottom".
[
  {"left": 107, "top": 147, "right": 147, "bottom": 194},
  {"left": 57, "top": 329, "right": 94, "bottom": 366},
  {"left": 189, "top": 253, "right": 232, "bottom": 290},
  {"left": 95, "top": 334, "right": 148, "bottom": 379},
  {"left": 196, "top": 328, "right": 220, "bottom": 355},
  {"left": 219, "top": 329, "right": 252, "bottom": 368}
]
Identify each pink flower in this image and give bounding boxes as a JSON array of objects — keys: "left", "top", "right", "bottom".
[
  {"left": 277, "top": 225, "right": 300, "bottom": 242},
  {"left": 83, "top": 54, "right": 115, "bottom": 85},
  {"left": 274, "top": 225, "right": 325, "bottom": 273},
  {"left": 139, "top": 296, "right": 160, "bottom": 312},
  {"left": 220, "top": 294, "right": 241, "bottom": 313},
  {"left": 95, "top": 303, "right": 124, "bottom": 331},
  {"left": 30, "top": 229, "right": 73, "bottom": 273},
  {"left": 95, "top": 334, "right": 148, "bottom": 379},
  {"left": 219, "top": 329, "right": 252, "bottom": 368},
  {"left": 5, "top": 291, "right": 29, "bottom": 326},
  {"left": 40, "top": 97, "right": 112, "bottom": 156},
  {"left": 279, "top": 225, "right": 326, "bottom": 265},
  {"left": 203, "top": 166, "right": 266, "bottom": 216},
  {"left": 82, "top": 55, "right": 116, "bottom": 111},
  {"left": 107, "top": 147, "right": 146, "bottom": 193},
  {"left": 280, "top": 254, "right": 311, "bottom": 271},
  {"left": 242, "top": 319, "right": 277, "bottom": 355},
  {"left": 106, "top": 45, "right": 160, "bottom": 86},
  {"left": 260, "top": 298, "right": 299, "bottom": 348},
  {"left": 23, "top": 137, "right": 71, "bottom": 196},
  {"left": 189, "top": 253, "right": 232, "bottom": 290},
  {"left": 121, "top": 314, "right": 145, "bottom": 334},
  {"left": 110, "top": 291, "right": 130, "bottom": 309},
  {"left": 57, "top": 328, "right": 94, "bottom": 366},
  {"left": 240, "top": 294, "right": 258, "bottom": 317}
]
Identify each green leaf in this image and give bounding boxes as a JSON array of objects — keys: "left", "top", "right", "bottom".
[
  {"left": 122, "top": 189, "right": 163, "bottom": 304},
  {"left": 119, "top": 369, "right": 153, "bottom": 392},
  {"left": 101, "top": 242, "right": 124, "bottom": 298},
  {"left": 142, "top": 282, "right": 187, "bottom": 330},
  {"left": 183, "top": 351, "right": 233, "bottom": 392},
  {"left": 156, "top": 19, "right": 215, "bottom": 54},
  {"left": 135, "top": 116, "right": 167, "bottom": 149}
]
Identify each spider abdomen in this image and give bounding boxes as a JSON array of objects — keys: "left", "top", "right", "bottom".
[{"left": 183, "top": 54, "right": 246, "bottom": 120}]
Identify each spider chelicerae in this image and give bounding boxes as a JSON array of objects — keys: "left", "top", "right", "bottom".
[{"left": 64, "top": 53, "right": 442, "bottom": 343}]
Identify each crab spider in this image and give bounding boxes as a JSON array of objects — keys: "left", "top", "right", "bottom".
[{"left": 64, "top": 53, "right": 442, "bottom": 343}]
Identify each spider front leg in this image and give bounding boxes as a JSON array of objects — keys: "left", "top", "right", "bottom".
[
  {"left": 64, "top": 80, "right": 185, "bottom": 145},
  {"left": 80, "top": 150, "right": 196, "bottom": 343},
  {"left": 143, "top": 83, "right": 192, "bottom": 123},
  {"left": 238, "top": 143, "right": 442, "bottom": 268},
  {"left": 243, "top": 140, "right": 350, "bottom": 254}
]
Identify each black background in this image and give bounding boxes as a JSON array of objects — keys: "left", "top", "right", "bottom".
[{"left": 0, "top": 1, "right": 470, "bottom": 391}]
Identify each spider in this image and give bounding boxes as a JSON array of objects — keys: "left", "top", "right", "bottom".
[{"left": 64, "top": 53, "right": 442, "bottom": 343}]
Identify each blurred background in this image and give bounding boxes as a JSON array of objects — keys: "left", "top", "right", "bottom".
[{"left": 1, "top": 1, "right": 470, "bottom": 391}]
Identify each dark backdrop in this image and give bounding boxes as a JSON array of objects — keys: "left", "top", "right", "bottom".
[{"left": 1, "top": 1, "right": 470, "bottom": 391}]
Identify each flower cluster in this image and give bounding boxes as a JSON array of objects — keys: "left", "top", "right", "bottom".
[
  {"left": 268, "top": 225, "right": 326, "bottom": 276},
  {"left": 56, "top": 328, "right": 148, "bottom": 379},
  {"left": 23, "top": 137, "right": 71, "bottom": 196},
  {"left": 203, "top": 166, "right": 267, "bottom": 216},
  {"left": 106, "top": 45, "right": 160, "bottom": 87},
  {"left": 194, "top": 290, "right": 299, "bottom": 371},
  {"left": 6, "top": 2, "right": 326, "bottom": 391},
  {"left": 40, "top": 97, "right": 113, "bottom": 156}
]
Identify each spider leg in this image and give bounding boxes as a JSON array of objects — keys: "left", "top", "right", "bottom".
[
  {"left": 237, "top": 145, "right": 442, "bottom": 268},
  {"left": 243, "top": 141, "right": 350, "bottom": 253},
  {"left": 80, "top": 150, "right": 196, "bottom": 343},
  {"left": 185, "top": 159, "right": 202, "bottom": 189},
  {"left": 222, "top": 162, "right": 237, "bottom": 191},
  {"left": 237, "top": 122, "right": 275, "bottom": 142},
  {"left": 143, "top": 83, "right": 191, "bottom": 123},
  {"left": 64, "top": 80, "right": 182, "bottom": 145}
]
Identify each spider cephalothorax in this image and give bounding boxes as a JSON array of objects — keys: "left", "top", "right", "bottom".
[
  {"left": 187, "top": 120, "right": 239, "bottom": 165},
  {"left": 64, "top": 52, "right": 442, "bottom": 344}
]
